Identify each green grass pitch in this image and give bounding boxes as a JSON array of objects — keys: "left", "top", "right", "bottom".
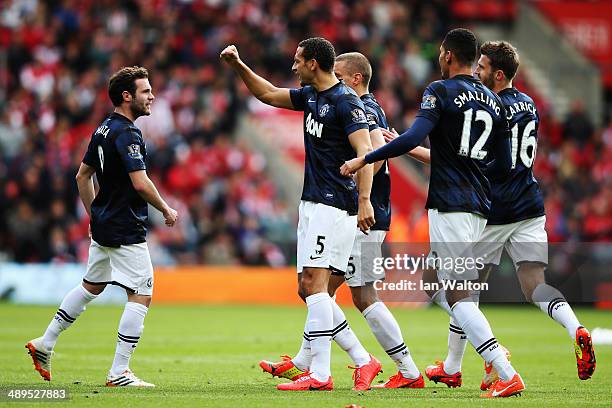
[{"left": 1, "top": 303, "right": 610, "bottom": 407}]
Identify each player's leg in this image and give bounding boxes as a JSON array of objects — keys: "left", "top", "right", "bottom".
[
  {"left": 327, "top": 273, "right": 372, "bottom": 371},
  {"left": 422, "top": 266, "right": 464, "bottom": 387},
  {"left": 355, "top": 285, "right": 423, "bottom": 389},
  {"left": 430, "top": 210, "right": 523, "bottom": 397},
  {"left": 425, "top": 223, "right": 508, "bottom": 388},
  {"left": 259, "top": 273, "right": 347, "bottom": 381},
  {"left": 349, "top": 230, "right": 421, "bottom": 388},
  {"left": 105, "top": 242, "right": 155, "bottom": 387},
  {"left": 261, "top": 203, "right": 316, "bottom": 381},
  {"left": 518, "top": 263, "right": 582, "bottom": 335},
  {"left": 324, "top": 253, "right": 379, "bottom": 391},
  {"left": 26, "top": 241, "right": 108, "bottom": 381},
  {"left": 509, "top": 216, "right": 595, "bottom": 380},
  {"left": 324, "top": 236, "right": 376, "bottom": 389},
  {"left": 277, "top": 203, "right": 346, "bottom": 390}
]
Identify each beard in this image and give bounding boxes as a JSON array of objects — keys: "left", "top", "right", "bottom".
[
  {"left": 481, "top": 73, "right": 495, "bottom": 89},
  {"left": 130, "top": 99, "right": 149, "bottom": 118}
]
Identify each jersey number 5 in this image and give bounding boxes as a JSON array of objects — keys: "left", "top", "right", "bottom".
[
  {"left": 510, "top": 120, "right": 537, "bottom": 169},
  {"left": 459, "top": 108, "right": 492, "bottom": 160}
]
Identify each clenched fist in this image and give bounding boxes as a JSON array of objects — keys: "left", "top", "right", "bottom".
[{"left": 220, "top": 45, "right": 240, "bottom": 65}]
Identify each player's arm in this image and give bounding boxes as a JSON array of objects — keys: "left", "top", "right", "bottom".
[
  {"left": 341, "top": 116, "right": 435, "bottom": 175},
  {"left": 381, "top": 128, "right": 431, "bottom": 164},
  {"left": 75, "top": 162, "right": 96, "bottom": 217},
  {"left": 116, "top": 129, "right": 177, "bottom": 226},
  {"left": 369, "top": 127, "right": 387, "bottom": 174},
  {"left": 348, "top": 128, "right": 375, "bottom": 233},
  {"left": 129, "top": 171, "right": 177, "bottom": 227},
  {"left": 220, "top": 45, "right": 293, "bottom": 109}
]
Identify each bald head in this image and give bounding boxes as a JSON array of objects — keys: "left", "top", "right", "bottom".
[{"left": 335, "top": 52, "right": 372, "bottom": 88}]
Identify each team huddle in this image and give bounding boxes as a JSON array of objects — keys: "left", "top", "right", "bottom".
[{"left": 24, "top": 27, "right": 595, "bottom": 398}]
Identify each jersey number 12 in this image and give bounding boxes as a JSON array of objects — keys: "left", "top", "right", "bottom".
[{"left": 458, "top": 108, "right": 491, "bottom": 160}]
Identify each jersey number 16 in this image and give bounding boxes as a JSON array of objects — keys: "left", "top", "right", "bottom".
[{"left": 510, "top": 120, "right": 537, "bottom": 169}]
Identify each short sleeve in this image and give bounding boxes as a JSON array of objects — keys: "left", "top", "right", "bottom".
[
  {"left": 337, "top": 95, "right": 369, "bottom": 136},
  {"left": 289, "top": 88, "right": 306, "bottom": 111},
  {"left": 82, "top": 137, "right": 97, "bottom": 167},
  {"left": 415, "top": 82, "right": 444, "bottom": 125},
  {"left": 364, "top": 105, "right": 380, "bottom": 132},
  {"left": 115, "top": 128, "right": 146, "bottom": 172}
]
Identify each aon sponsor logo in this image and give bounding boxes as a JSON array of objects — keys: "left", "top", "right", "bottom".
[{"left": 306, "top": 112, "right": 323, "bottom": 138}]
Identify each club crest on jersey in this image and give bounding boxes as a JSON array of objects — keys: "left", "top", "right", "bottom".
[
  {"left": 351, "top": 108, "right": 367, "bottom": 123},
  {"left": 421, "top": 95, "right": 436, "bottom": 110},
  {"left": 366, "top": 113, "right": 378, "bottom": 126},
  {"left": 306, "top": 112, "right": 323, "bottom": 138},
  {"left": 319, "top": 104, "right": 330, "bottom": 117},
  {"left": 127, "top": 144, "right": 143, "bottom": 159}
]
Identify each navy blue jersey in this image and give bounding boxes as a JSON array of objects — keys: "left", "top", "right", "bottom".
[
  {"left": 487, "top": 87, "right": 545, "bottom": 224},
  {"left": 82, "top": 113, "right": 148, "bottom": 247},
  {"left": 417, "top": 74, "right": 511, "bottom": 217},
  {"left": 290, "top": 82, "right": 369, "bottom": 215},
  {"left": 362, "top": 93, "right": 391, "bottom": 231}
]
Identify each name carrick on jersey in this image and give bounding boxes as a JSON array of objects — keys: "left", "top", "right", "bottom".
[
  {"left": 417, "top": 74, "right": 510, "bottom": 217},
  {"left": 362, "top": 93, "right": 391, "bottom": 231},
  {"left": 82, "top": 112, "right": 148, "bottom": 247},
  {"left": 290, "top": 82, "right": 369, "bottom": 215},
  {"left": 487, "top": 87, "right": 545, "bottom": 224}
]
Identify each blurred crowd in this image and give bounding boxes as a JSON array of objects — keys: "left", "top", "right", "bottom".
[{"left": 0, "top": 0, "right": 609, "bottom": 265}]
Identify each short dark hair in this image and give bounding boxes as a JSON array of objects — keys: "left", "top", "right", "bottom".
[
  {"left": 442, "top": 28, "right": 478, "bottom": 67},
  {"left": 336, "top": 52, "right": 372, "bottom": 87},
  {"left": 298, "top": 37, "right": 335, "bottom": 72},
  {"left": 108, "top": 66, "right": 149, "bottom": 107},
  {"left": 480, "top": 41, "right": 520, "bottom": 81}
]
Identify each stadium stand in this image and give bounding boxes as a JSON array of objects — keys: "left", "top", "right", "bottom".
[{"left": 0, "top": 0, "right": 609, "bottom": 268}]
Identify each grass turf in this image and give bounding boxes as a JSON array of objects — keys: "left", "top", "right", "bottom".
[{"left": 0, "top": 303, "right": 610, "bottom": 407}]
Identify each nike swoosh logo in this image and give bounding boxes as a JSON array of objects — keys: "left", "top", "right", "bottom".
[
  {"left": 308, "top": 98, "right": 316, "bottom": 103},
  {"left": 309, "top": 255, "right": 323, "bottom": 260},
  {"left": 309, "top": 384, "right": 327, "bottom": 390},
  {"left": 492, "top": 381, "right": 518, "bottom": 397}
]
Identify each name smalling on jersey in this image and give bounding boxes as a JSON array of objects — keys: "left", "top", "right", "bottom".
[{"left": 454, "top": 91, "right": 500, "bottom": 116}]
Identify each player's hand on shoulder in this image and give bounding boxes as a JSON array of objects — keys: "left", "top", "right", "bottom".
[
  {"left": 357, "top": 199, "right": 375, "bottom": 234},
  {"left": 220, "top": 45, "right": 240, "bottom": 65},
  {"left": 381, "top": 128, "right": 399, "bottom": 143},
  {"left": 163, "top": 207, "right": 178, "bottom": 227},
  {"left": 340, "top": 156, "right": 366, "bottom": 176}
]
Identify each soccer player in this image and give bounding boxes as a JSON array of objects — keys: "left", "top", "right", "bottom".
[
  {"left": 221, "top": 38, "right": 377, "bottom": 391},
  {"left": 259, "top": 52, "right": 425, "bottom": 390},
  {"left": 422, "top": 41, "right": 596, "bottom": 390},
  {"left": 341, "top": 28, "right": 525, "bottom": 398},
  {"left": 26, "top": 66, "right": 178, "bottom": 387}
]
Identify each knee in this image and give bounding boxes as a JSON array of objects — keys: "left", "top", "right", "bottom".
[
  {"left": 297, "top": 286, "right": 307, "bottom": 302},
  {"left": 82, "top": 281, "right": 105, "bottom": 295},
  {"left": 351, "top": 287, "right": 378, "bottom": 313},
  {"left": 517, "top": 264, "right": 546, "bottom": 302},
  {"left": 298, "top": 274, "right": 314, "bottom": 298},
  {"left": 127, "top": 294, "right": 152, "bottom": 307},
  {"left": 352, "top": 297, "right": 372, "bottom": 313}
]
